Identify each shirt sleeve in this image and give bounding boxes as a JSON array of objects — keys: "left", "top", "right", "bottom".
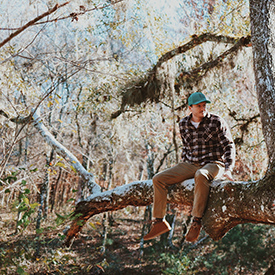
[
  {"left": 179, "top": 120, "right": 187, "bottom": 161},
  {"left": 217, "top": 118, "right": 236, "bottom": 171}
]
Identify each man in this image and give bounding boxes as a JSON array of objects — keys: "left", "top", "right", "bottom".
[{"left": 144, "top": 92, "right": 235, "bottom": 242}]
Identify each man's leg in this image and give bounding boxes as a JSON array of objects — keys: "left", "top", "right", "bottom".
[
  {"left": 185, "top": 162, "right": 225, "bottom": 242},
  {"left": 144, "top": 162, "right": 197, "bottom": 241}
]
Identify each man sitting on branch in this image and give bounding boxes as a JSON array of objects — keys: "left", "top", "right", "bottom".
[{"left": 144, "top": 92, "right": 235, "bottom": 242}]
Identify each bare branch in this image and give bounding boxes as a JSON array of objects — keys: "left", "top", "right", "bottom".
[
  {"left": 32, "top": 109, "right": 101, "bottom": 195},
  {"left": 0, "top": 25, "right": 47, "bottom": 65},
  {"left": 34, "top": 0, "right": 123, "bottom": 25},
  {"left": 228, "top": 109, "right": 260, "bottom": 145},
  {"left": 0, "top": 110, "right": 9, "bottom": 118},
  {"left": 0, "top": 104, "right": 101, "bottom": 196},
  {"left": 0, "top": 2, "right": 69, "bottom": 49}
]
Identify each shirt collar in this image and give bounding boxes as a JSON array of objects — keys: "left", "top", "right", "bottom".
[{"left": 187, "top": 112, "right": 210, "bottom": 124}]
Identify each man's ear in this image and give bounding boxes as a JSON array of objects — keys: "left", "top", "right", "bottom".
[{"left": 188, "top": 105, "right": 192, "bottom": 111}]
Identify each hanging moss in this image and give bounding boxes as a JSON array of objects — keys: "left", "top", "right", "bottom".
[
  {"left": 121, "top": 74, "right": 161, "bottom": 108},
  {"left": 111, "top": 34, "right": 251, "bottom": 119}
]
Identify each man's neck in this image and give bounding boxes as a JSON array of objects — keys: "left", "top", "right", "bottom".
[{"left": 191, "top": 115, "right": 203, "bottom": 123}]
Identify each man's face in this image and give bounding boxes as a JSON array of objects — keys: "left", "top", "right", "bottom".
[{"left": 189, "top": 102, "right": 207, "bottom": 120}]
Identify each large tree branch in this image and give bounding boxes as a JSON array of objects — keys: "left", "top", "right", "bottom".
[
  {"left": 155, "top": 33, "right": 242, "bottom": 69},
  {"left": 176, "top": 36, "right": 251, "bottom": 87},
  {"left": 65, "top": 174, "right": 275, "bottom": 246},
  {"left": 111, "top": 34, "right": 251, "bottom": 119}
]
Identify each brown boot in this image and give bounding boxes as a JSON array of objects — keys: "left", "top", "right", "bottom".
[
  {"left": 144, "top": 219, "right": 171, "bottom": 241},
  {"left": 185, "top": 220, "right": 202, "bottom": 242}
]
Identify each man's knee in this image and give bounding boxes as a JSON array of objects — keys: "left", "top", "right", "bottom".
[
  {"left": 152, "top": 173, "right": 161, "bottom": 185},
  {"left": 152, "top": 172, "right": 170, "bottom": 190},
  {"left": 195, "top": 168, "right": 212, "bottom": 182}
]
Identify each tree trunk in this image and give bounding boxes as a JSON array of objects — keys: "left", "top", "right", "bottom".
[{"left": 250, "top": 0, "right": 275, "bottom": 170}]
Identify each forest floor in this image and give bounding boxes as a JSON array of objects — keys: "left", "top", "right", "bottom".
[
  {"left": 1, "top": 207, "right": 274, "bottom": 274},
  {"left": 0, "top": 207, "right": 189, "bottom": 275}
]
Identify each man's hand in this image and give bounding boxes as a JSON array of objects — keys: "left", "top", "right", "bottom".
[{"left": 224, "top": 170, "right": 234, "bottom": 181}]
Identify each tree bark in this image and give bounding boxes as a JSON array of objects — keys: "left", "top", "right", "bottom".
[
  {"left": 250, "top": 0, "right": 275, "bottom": 170},
  {"left": 203, "top": 174, "right": 275, "bottom": 240}
]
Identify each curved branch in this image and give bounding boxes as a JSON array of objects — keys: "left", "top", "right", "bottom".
[
  {"left": 0, "top": 108, "right": 102, "bottom": 196},
  {"left": 155, "top": 33, "right": 242, "bottom": 69},
  {"left": 32, "top": 110, "right": 101, "bottom": 195},
  {"left": 176, "top": 36, "right": 251, "bottom": 86},
  {"left": 111, "top": 34, "right": 251, "bottom": 119}
]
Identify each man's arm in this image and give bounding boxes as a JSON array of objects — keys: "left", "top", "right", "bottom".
[{"left": 217, "top": 117, "right": 236, "bottom": 180}]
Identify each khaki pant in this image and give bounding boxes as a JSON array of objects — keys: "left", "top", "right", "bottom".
[{"left": 152, "top": 162, "right": 225, "bottom": 219}]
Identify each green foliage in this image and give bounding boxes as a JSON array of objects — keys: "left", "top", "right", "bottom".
[
  {"left": 200, "top": 224, "right": 273, "bottom": 274},
  {"left": 9, "top": 179, "right": 40, "bottom": 232},
  {"left": 157, "top": 224, "right": 274, "bottom": 274},
  {"left": 2, "top": 171, "right": 19, "bottom": 184},
  {"left": 158, "top": 253, "right": 191, "bottom": 275},
  {"left": 0, "top": 245, "right": 30, "bottom": 275},
  {"left": 54, "top": 211, "right": 74, "bottom": 226},
  {"left": 16, "top": 266, "right": 28, "bottom": 275}
]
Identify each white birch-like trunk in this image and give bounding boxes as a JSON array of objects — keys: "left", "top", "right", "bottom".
[{"left": 32, "top": 109, "right": 101, "bottom": 195}]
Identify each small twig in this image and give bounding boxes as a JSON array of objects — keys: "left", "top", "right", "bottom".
[{"left": 0, "top": 3, "right": 69, "bottom": 49}]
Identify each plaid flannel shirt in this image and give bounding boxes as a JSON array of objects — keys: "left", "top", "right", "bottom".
[{"left": 179, "top": 112, "right": 235, "bottom": 171}]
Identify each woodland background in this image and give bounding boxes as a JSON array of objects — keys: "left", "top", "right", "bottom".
[{"left": 0, "top": 0, "right": 274, "bottom": 274}]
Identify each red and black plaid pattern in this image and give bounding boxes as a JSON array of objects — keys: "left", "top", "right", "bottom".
[{"left": 179, "top": 113, "right": 235, "bottom": 171}]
